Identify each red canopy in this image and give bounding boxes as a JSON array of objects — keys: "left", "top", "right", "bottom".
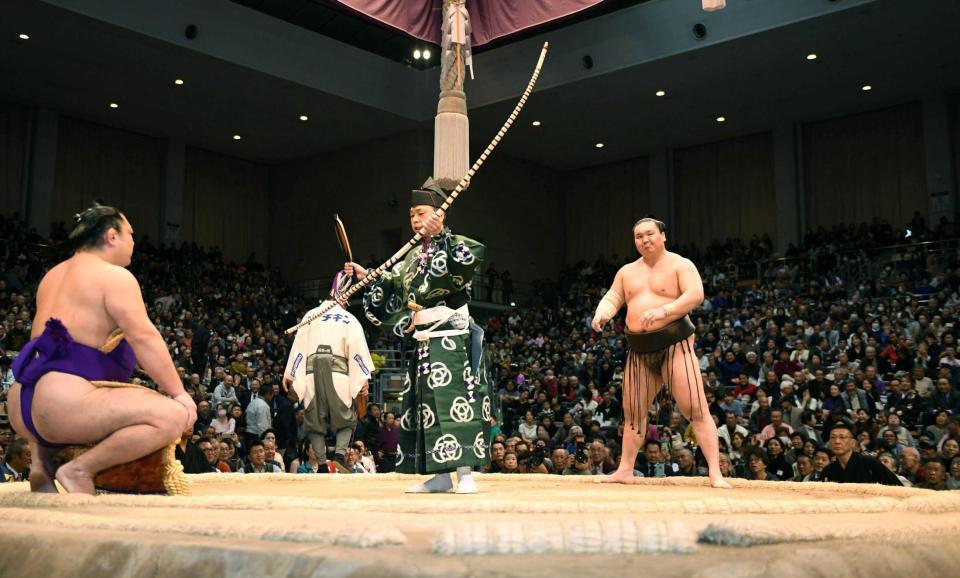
[{"left": 332, "top": 0, "right": 606, "bottom": 47}]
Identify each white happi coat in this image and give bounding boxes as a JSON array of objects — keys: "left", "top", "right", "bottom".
[{"left": 284, "top": 301, "right": 374, "bottom": 408}]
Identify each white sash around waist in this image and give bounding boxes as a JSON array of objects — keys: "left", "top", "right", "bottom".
[{"left": 412, "top": 304, "right": 470, "bottom": 341}]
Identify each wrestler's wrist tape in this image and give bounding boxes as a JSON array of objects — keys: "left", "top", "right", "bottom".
[{"left": 594, "top": 290, "right": 623, "bottom": 322}]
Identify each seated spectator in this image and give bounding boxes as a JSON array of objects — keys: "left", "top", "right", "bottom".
[
  {"left": 674, "top": 448, "right": 701, "bottom": 477},
  {"left": 211, "top": 403, "right": 235, "bottom": 436},
  {"left": 808, "top": 446, "right": 832, "bottom": 482},
  {"left": 821, "top": 419, "right": 901, "bottom": 485},
  {"left": 485, "top": 441, "right": 506, "bottom": 473},
  {"left": 877, "top": 413, "right": 916, "bottom": 448},
  {"left": 260, "top": 429, "right": 285, "bottom": 471},
  {"left": 877, "top": 453, "right": 912, "bottom": 486},
  {"left": 175, "top": 428, "right": 209, "bottom": 475},
  {"left": 344, "top": 448, "right": 366, "bottom": 474},
  {"left": 198, "top": 437, "right": 229, "bottom": 473},
  {"left": 947, "top": 456, "right": 960, "bottom": 490},
  {"left": 765, "top": 437, "right": 792, "bottom": 480},
  {"left": 501, "top": 452, "right": 520, "bottom": 474},
  {"left": 791, "top": 454, "right": 813, "bottom": 481},
  {"left": 243, "top": 440, "right": 282, "bottom": 473},
  {"left": 758, "top": 410, "right": 794, "bottom": 446},
  {"left": 941, "top": 438, "right": 959, "bottom": 462},
  {"left": 353, "top": 440, "right": 377, "bottom": 474},
  {"left": 518, "top": 411, "right": 538, "bottom": 442},
  {"left": 718, "top": 451, "right": 736, "bottom": 479},
  {"left": 918, "top": 459, "right": 949, "bottom": 491},
  {"left": 550, "top": 448, "right": 569, "bottom": 475},
  {"left": 636, "top": 438, "right": 675, "bottom": 478},
  {"left": 219, "top": 437, "right": 242, "bottom": 472},
  {"left": 589, "top": 440, "right": 617, "bottom": 475},
  {"left": 0, "top": 439, "right": 29, "bottom": 482},
  {"left": 718, "top": 411, "right": 749, "bottom": 449},
  {"left": 743, "top": 446, "right": 778, "bottom": 481}
]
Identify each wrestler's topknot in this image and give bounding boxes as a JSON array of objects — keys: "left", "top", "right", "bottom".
[
  {"left": 69, "top": 201, "right": 124, "bottom": 250},
  {"left": 633, "top": 216, "right": 666, "bottom": 233}
]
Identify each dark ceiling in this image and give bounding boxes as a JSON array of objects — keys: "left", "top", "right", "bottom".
[{"left": 0, "top": 0, "right": 957, "bottom": 171}]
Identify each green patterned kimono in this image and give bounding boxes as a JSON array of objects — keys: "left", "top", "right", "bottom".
[{"left": 363, "top": 228, "right": 491, "bottom": 474}]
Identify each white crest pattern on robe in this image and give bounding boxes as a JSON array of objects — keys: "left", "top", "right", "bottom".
[{"left": 432, "top": 434, "right": 463, "bottom": 464}]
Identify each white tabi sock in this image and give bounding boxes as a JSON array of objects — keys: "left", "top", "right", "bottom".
[
  {"left": 455, "top": 466, "right": 478, "bottom": 494},
  {"left": 406, "top": 472, "right": 453, "bottom": 494}
]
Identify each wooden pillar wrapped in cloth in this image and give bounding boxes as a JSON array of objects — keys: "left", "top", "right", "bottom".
[{"left": 434, "top": 0, "right": 473, "bottom": 190}]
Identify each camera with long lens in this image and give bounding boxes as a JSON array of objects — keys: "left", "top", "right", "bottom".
[
  {"left": 528, "top": 445, "right": 546, "bottom": 467},
  {"left": 574, "top": 435, "right": 588, "bottom": 464}
]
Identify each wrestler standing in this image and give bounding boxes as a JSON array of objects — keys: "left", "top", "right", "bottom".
[
  {"left": 593, "top": 217, "right": 730, "bottom": 488},
  {"left": 8, "top": 204, "right": 196, "bottom": 494}
]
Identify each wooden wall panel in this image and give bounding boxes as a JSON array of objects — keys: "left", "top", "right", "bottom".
[
  {"left": 803, "top": 103, "right": 926, "bottom": 229},
  {"left": 672, "top": 132, "right": 777, "bottom": 248},
  {"left": 53, "top": 116, "right": 164, "bottom": 242},
  {"left": 0, "top": 101, "right": 28, "bottom": 218}
]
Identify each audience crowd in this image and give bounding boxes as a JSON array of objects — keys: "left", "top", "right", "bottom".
[{"left": 1, "top": 212, "right": 959, "bottom": 491}]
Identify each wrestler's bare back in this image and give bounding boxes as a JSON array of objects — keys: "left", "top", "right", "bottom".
[
  {"left": 617, "top": 251, "right": 698, "bottom": 333},
  {"left": 32, "top": 253, "right": 134, "bottom": 347}
]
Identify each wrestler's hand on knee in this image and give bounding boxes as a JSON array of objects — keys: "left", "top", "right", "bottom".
[
  {"left": 344, "top": 262, "right": 367, "bottom": 281},
  {"left": 174, "top": 393, "right": 198, "bottom": 431}
]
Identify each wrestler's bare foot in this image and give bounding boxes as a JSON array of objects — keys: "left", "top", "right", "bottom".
[
  {"left": 28, "top": 445, "right": 60, "bottom": 493},
  {"left": 55, "top": 462, "right": 96, "bottom": 495},
  {"left": 709, "top": 474, "right": 732, "bottom": 489},
  {"left": 601, "top": 468, "right": 637, "bottom": 484},
  {"left": 29, "top": 471, "right": 58, "bottom": 493}
]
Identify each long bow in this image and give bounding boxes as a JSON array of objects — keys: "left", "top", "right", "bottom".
[{"left": 285, "top": 42, "right": 549, "bottom": 336}]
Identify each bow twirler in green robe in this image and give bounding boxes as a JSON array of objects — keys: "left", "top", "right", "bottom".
[{"left": 363, "top": 228, "right": 491, "bottom": 474}]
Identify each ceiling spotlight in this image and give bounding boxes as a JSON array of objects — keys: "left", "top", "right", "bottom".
[
  {"left": 595, "top": 142, "right": 605, "bottom": 149},
  {"left": 532, "top": 120, "right": 541, "bottom": 126},
  {"left": 716, "top": 116, "right": 726, "bottom": 122},
  {"left": 109, "top": 102, "right": 119, "bottom": 109},
  {"left": 299, "top": 115, "right": 309, "bottom": 121},
  {"left": 232, "top": 134, "right": 242, "bottom": 140},
  {"left": 806, "top": 53, "right": 818, "bottom": 61},
  {"left": 655, "top": 90, "right": 666, "bottom": 97},
  {"left": 18, "top": 33, "right": 30, "bottom": 40},
  {"left": 413, "top": 49, "right": 422, "bottom": 60},
  {"left": 174, "top": 78, "right": 184, "bottom": 85},
  {"left": 422, "top": 49, "right": 431, "bottom": 60},
  {"left": 862, "top": 84, "right": 872, "bottom": 91}
]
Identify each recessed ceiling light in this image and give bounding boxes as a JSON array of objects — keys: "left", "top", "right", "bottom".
[
  {"left": 716, "top": 116, "right": 726, "bottom": 122},
  {"left": 531, "top": 120, "right": 541, "bottom": 126},
  {"left": 18, "top": 33, "right": 30, "bottom": 40},
  {"left": 232, "top": 134, "right": 242, "bottom": 140},
  {"left": 299, "top": 115, "right": 309, "bottom": 121},
  {"left": 655, "top": 90, "right": 666, "bottom": 97},
  {"left": 413, "top": 49, "right": 422, "bottom": 60},
  {"left": 862, "top": 84, "right": 872, "bottom": 91},
  {"left": 806, "top": 53, "right": 818, "bottom": 61},
  {"left": 422, "top": 49, "right": 431, "bottom": 60},
  {"left": 595, "top": 142, "right": 605, "bottom": 149},
  {"left": 109, "top": 102, "right": 119, "bottom": 109},
  {"left": 174, "top": 78, "right": 184, "bottom": 85}
]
